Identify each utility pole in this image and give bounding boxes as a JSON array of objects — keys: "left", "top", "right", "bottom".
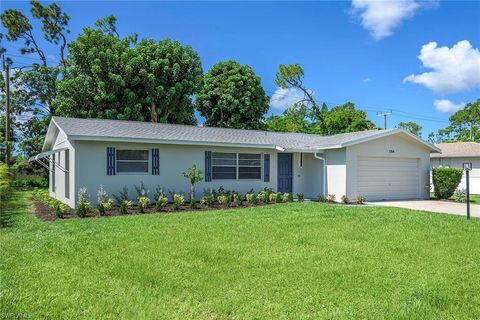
[
  {"left": 3, "top": 56, "right": 10, "bottom": 165},
  {"left": 376, "top": 110, "right": 392, "bottom": 130}
]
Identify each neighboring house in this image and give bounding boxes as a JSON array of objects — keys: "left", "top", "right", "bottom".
[
  {"left": 431, "top": 142, "right": 480, "bottom": 194},
  {"left": 30, "top": 117, "right": 440, "bottom": 208}
]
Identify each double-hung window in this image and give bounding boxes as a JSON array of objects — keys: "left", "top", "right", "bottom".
[
  {"left": 212, "top": 152, "right": 237, "bottom": 179},
  {"left": 116, "top": 150, "right": 149, "bottom": 173},
  {"left": 238, "top": 153, "right": 261, "bottom": 179},
  {"left": 212, "top": 152, "right": 262, "bottom": 180}
]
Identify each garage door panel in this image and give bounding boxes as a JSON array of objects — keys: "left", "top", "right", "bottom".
[{"left": 357, "top": 157, "right": 419, "bottom": 201}]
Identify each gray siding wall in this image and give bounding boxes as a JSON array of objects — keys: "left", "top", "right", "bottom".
[
  {"left": 324, "top": 148, "right": 347, "bottom": 200},
  {"left": 71, "top": 141, "right": 325, "bottom": 207},
  {"left": 74, "top": 141, "right": 264, "bottom": 206}
]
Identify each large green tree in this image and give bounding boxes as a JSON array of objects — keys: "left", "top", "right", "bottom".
[
  {"left": 397, "top": 121, "right": 422, "bottom": 136},
  {"left": 56, "top": 22, "right": 203, "bottom": 124},
  {"left": 132, "top": 39, "right": 202, "bottom": 124},
  {"left": 54, "top": 25, "right": 142, "bottom": 120},
  {"left": 196, "top": 60, "right": 269, "bottom": 129}
]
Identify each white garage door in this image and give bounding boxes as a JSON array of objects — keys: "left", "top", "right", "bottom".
[{"left": 357, "top": 157, "right": 419, "bottom": 201}]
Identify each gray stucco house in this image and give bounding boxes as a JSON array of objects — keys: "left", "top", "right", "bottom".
[{"left": 31, "top": 117, "right": 440, "bottom": 208}]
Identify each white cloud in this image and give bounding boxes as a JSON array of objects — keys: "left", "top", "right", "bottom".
[
  {"left": 351, "top": 0, "right": 421, "bottom": 40},
  {"left": 269, "top": 87, "right": 305, "bottom": 110},
  {"left": 433, "top": 99, "right": 465, "bottom": 113},
  {"left": 362, "top": 77, "right": 371, "bottom": 83},
  {"left": 404, "top": 40, "right": 480, "bottom": 93}
]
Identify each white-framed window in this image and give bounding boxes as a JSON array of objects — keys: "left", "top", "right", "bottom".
[
  {"left": 212, "top": 152, "right": 237, "bottom": 180},
  {"left": 116, "top": 149, "right": 149, "bottom": 173},
  {"left": 212, "top": 152, "right": 262, "bottom": 180},
  {"left": 238, "top": 153, "right": 261, "bottom": 179}
]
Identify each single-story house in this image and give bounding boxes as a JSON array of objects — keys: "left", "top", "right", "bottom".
[
  {"left": 31, "top": 117, "right": 440, "bottom": 208},
  {"left": 431, "top": 142, "right": 480, "bottom": 194}
]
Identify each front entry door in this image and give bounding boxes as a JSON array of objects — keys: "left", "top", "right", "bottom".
[{"left": 277, "top": 153, "right": 293, "bottom": 193}]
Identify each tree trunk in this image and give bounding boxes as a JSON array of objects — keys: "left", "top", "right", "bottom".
[
  {"left": 190, "top": 184, "right": 195, "bottom": 202},
  {"left": 150, "top": 101, "right": 158, "bottom": 122}
]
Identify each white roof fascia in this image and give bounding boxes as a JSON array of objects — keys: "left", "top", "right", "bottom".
[
  {"left": 340, "top": 129, "right": 441, "bottom": 153},
  {"left": 69, "top": 135, "right": 282, "bottom": 150}
]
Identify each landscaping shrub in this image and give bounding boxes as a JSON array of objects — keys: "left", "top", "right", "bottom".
[
  {"left": 156, "top": 194, "right": 168, "bottom": 211},
  {"left": 327, "top": 194, "right": 336, "bottom": 202},
  {"left": 172, "top": 193, "right": 185, "bottom": 210},
  {"left": 76, "top": 187, "right": 92, "bottom": 218},
  {"left": 318, "top": 195, "right": 327, "bottom": 203},
  {"left": 97, "top": 185, "right": 113, "bottom": 216},
  {"left": 432, "top": 168, "right": 463, "bottom": 199},
  {"left": 217, "top": 195, "right": 229, "bottom": 208},
  {"left": 341, "top": 195, "right": 349, "bottom": 204},
  {"left": 452, "top": 189, "right": 467, "bottom": 203},
  {"left": 54, "top": 202, "right": 69, "bottom": 219},
  {"left": 296, "top": 193, "right": 304, "bottom": 202},
  {"left": 356, "top": 196, "right": 366, "bottom": 205},
  {"left": 113, "top": 186, "right": 130, "bottom": 204},
  {"left": 200, "top": 194, "right": 214, "bottom": 208},
  {"left": 246, "top": 193, "right": 257, "bottom": 205},
  {"left": 119, "top": 200, "right": 133, "bottom": 215},
  {"left": 269, "top": 192, "right": 279, "bottom": 204},
  {"left": 31, "top": 188, "right": 72, "bottom": 218},
  {"left": 231, "top": 192, "right": 241, "bottom": 207},
  {"left": 134, "top": 181, "right": 149, "bottom": 198},
  {"left": 257, "top": 191, "right": 268, "bottom": 203},
  {"left": 283, "top": 192, "right": 293, "bottom": 202},
  {"left": 137, "top": 196, "right": 150, "bottom": 213}
]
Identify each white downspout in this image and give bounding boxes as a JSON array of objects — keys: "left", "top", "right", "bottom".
[{"left": 314, "top": 151, "right": 326, "bottom": 196}]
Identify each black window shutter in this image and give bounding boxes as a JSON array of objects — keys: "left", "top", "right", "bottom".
[
  {"left": 152, "top": 148, "right": 159, "bottom": 175},
  {"left": 264, "top": 154, "right": 270, "bottom": 182},
  {"left": 107, "top": 147, "right": 116, "bottom": 175},
  {"left": 205, "top": 151, "right": 212, "bottom": 182}
]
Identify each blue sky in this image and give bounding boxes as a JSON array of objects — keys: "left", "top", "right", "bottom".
[{"left": 3, "top": 1, "right": 480, "bottom": 138}]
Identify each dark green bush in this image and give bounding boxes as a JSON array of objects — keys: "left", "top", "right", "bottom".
[
  {"left": 11, "top": 178, "right": 48, "bottom": 189},
  {"left": 0, "top": 164, "right": 13, "bottom": 228},
  {"left": 432, "top": 167, "right": 463, "bottom": 199}
]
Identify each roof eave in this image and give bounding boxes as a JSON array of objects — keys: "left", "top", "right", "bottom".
[
  {"left": 69, "top": 135, "right": 282, "bottom": 150},
  {"left": 341, "top": 129, "right": 441, "bottom": 153}
]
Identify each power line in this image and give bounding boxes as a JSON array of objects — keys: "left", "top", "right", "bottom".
[
  {"left": 376, "top": 110, "right": 392, "bottom": 129},
  {"left": 266, "top": 89, "right": 450, "bottom": 124}
]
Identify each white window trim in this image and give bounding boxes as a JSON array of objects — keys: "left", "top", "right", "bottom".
[
  {"left": 116, "top": 149, "right": 150, "bottom": 175},
  {"left": 212, "top": 152, "right": 262, "bottom": 181}
]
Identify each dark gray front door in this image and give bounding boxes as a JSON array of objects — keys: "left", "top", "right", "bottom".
[{"left": 277, "top": 153, "right": 293, "bottom": 193}]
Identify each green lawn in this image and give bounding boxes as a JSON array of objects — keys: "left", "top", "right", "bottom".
[
  {"left": 1, "top": 191, "right": 480, "bottom": 319},
  {"left": 430, "top": 192, "right": 480, "bottom": 204}
]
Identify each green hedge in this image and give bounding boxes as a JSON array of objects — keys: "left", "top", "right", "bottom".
[
  {"left": 432, "top": 167, "right": 463, "bottom": 199},
  {"left": 12, "top": 178, "right": 48, "bottom": 189},
  {"left": 0, "top": 163, "right": 12, "bottom": 227}
]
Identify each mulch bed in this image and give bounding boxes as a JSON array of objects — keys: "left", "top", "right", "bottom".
[{"left": 32, "top": 198, "right": 269, "bottom": 221}]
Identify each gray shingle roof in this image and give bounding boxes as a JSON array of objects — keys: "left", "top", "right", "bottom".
[
  {"left": 51, "top": 116, "right": 399, "bottom": 151},
  {"left": 431, "top": 142, "right": 480, "bottom": 158}
]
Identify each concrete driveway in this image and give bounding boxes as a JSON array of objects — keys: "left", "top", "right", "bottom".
[{"left": 367, "top": 200, "right": 480, "bottom": 218}]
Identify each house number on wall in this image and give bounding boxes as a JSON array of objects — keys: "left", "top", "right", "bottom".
[{"left": 388, "top": 150, "right": 395, "bottom": 153}]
